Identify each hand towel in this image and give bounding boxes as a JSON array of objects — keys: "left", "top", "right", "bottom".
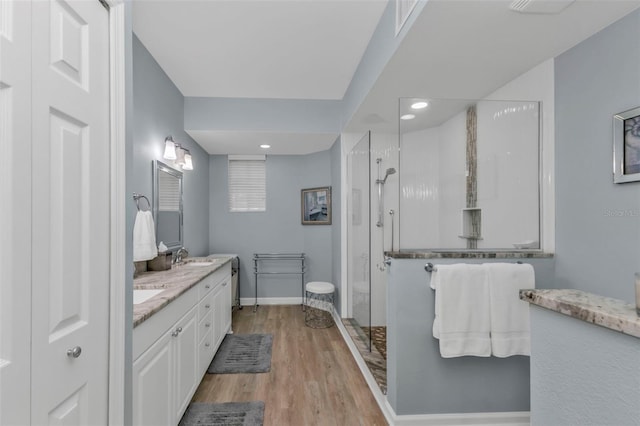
[
  {"left": 133, "top": 210, "right": 158, "bottom": 262},
  {"left": 486, "top": 263, "right": 535, "bottom": 357},
  {"left": 432, "top": 264, "right": 491, "bottom": 358}
]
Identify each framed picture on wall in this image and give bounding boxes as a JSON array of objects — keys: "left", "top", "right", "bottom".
[
  {"left": 301, "top": 186, "right": 331, "bottom": 225},
  {"left": 613, "top": 106, "right": 640, "bottom": 183}
]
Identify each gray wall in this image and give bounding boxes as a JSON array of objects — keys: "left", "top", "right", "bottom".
[
  {"left": 555, "top": 10, "right": 640, "bottom": 303},
  {"left": 331, "top": 138, "right": 342, "bottom": 313},
  {"left": 209, "top": 152, "right": 334, "bottom": 301},
  {"left": 387, "top": 257, "right": 556, "bottom": 415},
  {"left": 524, "top": 10, "right": 640, "bottom": 425},
  {"left": 530, "top": 307, "right": 640, "bottom": 425},
  {"left": 132, "top": 35, "right": 210, "bottom": 256}
]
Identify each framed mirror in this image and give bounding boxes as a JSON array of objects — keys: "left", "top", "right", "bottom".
[{"left": 153, "top": 160, "right": 183, "bottom": 252}]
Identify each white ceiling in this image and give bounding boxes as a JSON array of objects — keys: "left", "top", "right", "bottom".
[
  {"left": 346, "top": 0, "right": 640, "bottom": 135},
  {"left": 133, "top": 0, "right": 640, "bottom": 155},
  {"left": 185, "top": 130, "right": 338, "bottom": 155},
  {"left": 133, "top": 0, "right": 388, "bottom": 100}
]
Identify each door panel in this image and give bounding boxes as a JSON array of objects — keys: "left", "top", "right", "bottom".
[
  {"left": 30, "top": 1, "right": 110, "bottom": 424},
  {"left": 0, "top": 1, "right": 32, "bottom": 424}
]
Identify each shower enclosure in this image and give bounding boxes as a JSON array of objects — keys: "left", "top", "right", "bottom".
[{"left": 346, "top": 131, "right": 372, "bottom": 351}]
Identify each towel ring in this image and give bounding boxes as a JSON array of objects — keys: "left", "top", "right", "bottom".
[{"left": 133, "top": 192, "right": 151, "bottom": 211}]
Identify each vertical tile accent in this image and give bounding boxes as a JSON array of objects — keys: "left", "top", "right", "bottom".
[{"left": 466, "top": 105, "right": 479, "bottom": 249}]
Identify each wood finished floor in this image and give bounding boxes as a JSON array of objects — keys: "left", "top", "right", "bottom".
[{"left": 191, "top": 305, "right": 387, "bottom": 426}]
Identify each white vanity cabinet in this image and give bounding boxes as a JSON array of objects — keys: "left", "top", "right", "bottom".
[
  {"left": 132, "top": 304, "right": 198, "bottom": 426},
  {"left": 133, "top": 262, "right": 232, "bottom": 426}
]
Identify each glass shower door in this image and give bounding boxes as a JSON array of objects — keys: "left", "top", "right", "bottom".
[{"left": 348, "top": 131, "right": 371, "bottom": 350}]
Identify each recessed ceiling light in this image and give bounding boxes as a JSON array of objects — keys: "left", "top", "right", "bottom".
[
  {"left": 411, "top": 101, "right": 428, "bottom": 110},
  {"left": 260, "top": 144, "right": 271, "bottom": 149},
  {"left": 400, "top": 114, "right": 415, "bottom": 120}
]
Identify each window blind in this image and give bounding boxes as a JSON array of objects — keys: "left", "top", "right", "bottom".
[
  {"left": 228, "top": 155, "right": 266, "bottom": 212},
  {"left": 158, "top": 172, "right": 181, "bottom": 211}
]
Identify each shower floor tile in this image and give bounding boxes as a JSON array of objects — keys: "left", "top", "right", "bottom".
[{"left": 342, "top": 319, "right": 387, "bottom": 394}]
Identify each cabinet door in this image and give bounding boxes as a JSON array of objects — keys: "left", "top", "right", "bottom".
[
  {"left": 133, "top": 332, "right": 173, "bottom": 426},
  {"left": 222, "top": 276, "right": 232, "bottom": 333},
  {"left": 174, "top": 305, "right": 199, "bottom": 424},
  {"left": 213, "top": 284, "right": 226, "bottom": 350}
]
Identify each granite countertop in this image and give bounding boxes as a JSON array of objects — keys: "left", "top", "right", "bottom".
[
  {"left": 387, "top": 250, "right": 553, "bottom": 259},
  {"left": 520, "top": 289, "right": 640, "bottom": 339},
  {"left": 133, "top": 255, "right": 233, "bottom": 328}
]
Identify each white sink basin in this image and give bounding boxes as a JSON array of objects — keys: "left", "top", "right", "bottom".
[
  {"left": 134, "top": 289, "right": 164, "bottom": 304},
  {"left": 184, "top": 262, "right": 214, "bottom": 267}
]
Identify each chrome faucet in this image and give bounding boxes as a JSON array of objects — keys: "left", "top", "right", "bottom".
[{"left": 175, "top": 247, "right": 189, "bottom": 264}]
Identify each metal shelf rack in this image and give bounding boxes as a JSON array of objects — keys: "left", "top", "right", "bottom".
[{"left": 253, "top": 253, "right": 305, "bottom": 312}]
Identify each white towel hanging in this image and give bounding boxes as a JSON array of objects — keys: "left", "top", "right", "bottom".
[
  {"left": 133, "top": 210, "right": 158, "bottom": 262},
  {"left": 431, "top": 264, "right": 491, "bottom": 358},
  {"left": 486, "top": 263, "right": 535, "bottom": 357}
]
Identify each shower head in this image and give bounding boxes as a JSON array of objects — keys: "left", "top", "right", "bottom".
[{"left": 382, "top": 168, "right": 396, "bottom": 183}]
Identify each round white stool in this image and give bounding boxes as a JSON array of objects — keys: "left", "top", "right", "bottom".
[{"left": 305, "top": 281, "right": 335, "bottom": 328}]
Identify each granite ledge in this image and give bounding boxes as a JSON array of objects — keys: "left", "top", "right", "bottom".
[
  {"left": 133, "top": 255, "right": 233, "bottom": 328},
  {"left": 387, "top": 250, "right": 553, "bottom": 259},
  {"left": 520, "top": 289, "right": 640, "bottom": 339}
]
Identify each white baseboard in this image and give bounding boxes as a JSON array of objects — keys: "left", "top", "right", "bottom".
[
  {"left": 239, "top": 297, "right": 302, "bottom": 306},
  {"left": 388, "top": 404, "right": 530, "bottom": 426}
]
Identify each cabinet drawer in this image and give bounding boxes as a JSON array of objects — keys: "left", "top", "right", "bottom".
[
  {"left": 198, "top": 274, "right": 215, "bottom": 298},
  {"left": 199, "top": 291, "right": 215, "bottom": 319},
  {"left": 198, "top": 329, "right": 215, "bottom": 375},
  {"left": 198, "top": 310, "right": 213, "bottom": 342},
  {"left": 198, "top": 262, "right": 232, "bottom": 298}
]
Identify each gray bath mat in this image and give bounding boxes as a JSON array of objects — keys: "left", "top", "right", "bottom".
[
  {"left": 179, "top": 401, "right": 264, "bottom": 426},
  {"left": 208, "top": 334, "right": 273, "bottom": 374}
]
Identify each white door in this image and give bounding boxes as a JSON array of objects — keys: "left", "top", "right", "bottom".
[
  {"left": 30, "top": 0, "right": 111, "bottom": 424},
  {"left": 0, "top": 1, "right": 33, "bottom": 424}
]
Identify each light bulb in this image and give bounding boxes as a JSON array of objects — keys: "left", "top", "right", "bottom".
[
  {"left": 175, "top": 146, "right": 186, "bottom": 166},
  {"left": 163, "top": 137, "right": 177, "bottom": 160},
  {"left": 183, "top": 150, "right": 193, "bottom": 170}
]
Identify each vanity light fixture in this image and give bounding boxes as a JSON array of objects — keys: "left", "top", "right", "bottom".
[
  {"left": 175, "top": 145, "right": 186, "bottom": 167},
  {"left": 260, "top": 144, "right": 271, "bottom": 149},
  {"left": 411, "top": 101, "right": 428, "bottom": 109},
  {"left": 163, "top": 136, "right": 194, "bottom": 170},
  {"left": 182, "top": 150, "right": 193, "bottom": 170},
  {"left": 163, "top": 136, "right": 177, "bottom": 160},
  {"left": 400, "top": 114, "right": 416, "bottom": 120}
]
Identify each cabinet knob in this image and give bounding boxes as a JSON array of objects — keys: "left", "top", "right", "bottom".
[
  {"left": 223, "top": 281, "right": 228, "bottom": 287},
  {"left": 205, "top": 343, "right": 210, "bottom": 347},
  {"left": 205, "top": 323, "right": 211, "bottom": 328},
  {"left": 66, "top": 346, "right": 82, "bottom": 358},
  {"left": 177, "top": 327, "right": 182, "bottom": 333},
  {"left": 205, "top": 285, "right": 210, "bottom": 289},
  {"left": 205, "top": 304, "right": 210, "bottom": 309},
  {"left": 171, "top": 330, "right": 179, "bottom": 337}
]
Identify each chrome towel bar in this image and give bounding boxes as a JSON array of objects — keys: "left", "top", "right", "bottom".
[{"left": 425, "top": 261, "right": 523, "bottom": 273}]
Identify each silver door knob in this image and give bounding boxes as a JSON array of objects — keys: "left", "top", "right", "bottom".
[{"left": 66, "top": 346, "right": 82, "bottom": 358}]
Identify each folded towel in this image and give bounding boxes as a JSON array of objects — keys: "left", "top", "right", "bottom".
[
  {"left": 432, "top": 264, "right": 491, "bottom": 358},
  {"left": 133, "top": 210, "right": 158, "bottom": 262},
  {"left": 486, "top": 263, "right": 535, "bottom": 357}
]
